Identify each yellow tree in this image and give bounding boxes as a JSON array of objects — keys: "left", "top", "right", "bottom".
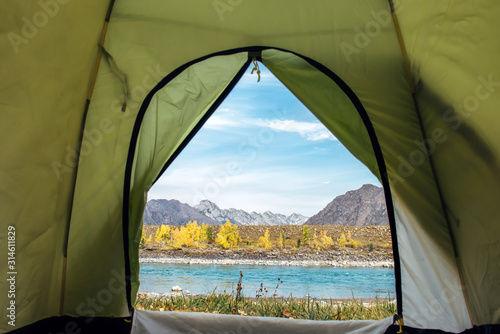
[
  {"left": 258, "top": 229, "right": 272, "bottom": 249},
  {"left": 139, "top": 228, "right": 146, "bottom": 248},
  {"left": 170, "top": 228, "right": 182, "bottom": 248},
  {"left": 155, "top": 225, "right": 172, "bottom": 244},
  {"left": 320, "top": 231, "right": 334, "bottom": 249},
  {"left": 302, "top": 225, "right": 310, "bottom": 246},
  {"left": 185, "top": 221, "right": 202, "bottom": 247},
  {"left": 201, "top": 223, "right": 214, "bottom": 243},
  {"left": 279, "top": 232, "right": 285, "bottom": 248},
  {"left": 171, "top": 221, "right": 203, "bottom": 248},
  {"left": 216, "top": 220, "right": 241, "bottom": 249},
  {"left": 337, "top": 232, "right": 347, "bottom": 250},
  {"left": 312, "top": 233, "right": 320, "bottom": 250}
]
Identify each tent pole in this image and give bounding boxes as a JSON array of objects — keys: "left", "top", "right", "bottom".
[
  {"left": 387, "top": 0, "right": 475, "bottom": 326},
  {"left": 59, "top": 0, "right": 116, "bottom": 316}
]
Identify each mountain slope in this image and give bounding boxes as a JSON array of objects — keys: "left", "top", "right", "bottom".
[
  {"left": 143, "top": 199, "right": 218, "bottom": 226},
  {"left": 305, "top": 184, "right": 388, "bottom": 226},
  {"left": 194, "top": 200, "right": 308, "bottom": 226}
]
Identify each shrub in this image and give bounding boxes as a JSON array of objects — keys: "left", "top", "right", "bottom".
[
  {"left": 216, "top": 220, "right": 241, "bottom": 249},
  {"left": 297, "top": 238, "right": 301, "bottom": 248},
  {"left": 349, "top": 239, "right": 360, "bottom": 249},
  {"left": 369, "top": 242, "right": 374, "bottom": 252}
]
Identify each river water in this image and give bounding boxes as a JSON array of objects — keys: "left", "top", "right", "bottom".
[{"left": 139, "top": 263, "right": 395, "bottom": 299}]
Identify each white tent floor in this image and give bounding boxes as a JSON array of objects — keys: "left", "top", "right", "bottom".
[{"left": 131, "top": 310, "right": 393, "bottom": 334}]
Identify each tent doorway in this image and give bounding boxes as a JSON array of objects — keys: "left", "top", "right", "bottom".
[
  {"left": 123, "top": 47, "right": 401, "bottom": 318},
  {"left": 139, "top": 63, "right": 394, "bottom": 305}
]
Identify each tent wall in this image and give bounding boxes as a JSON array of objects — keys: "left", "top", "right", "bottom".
[
  {"left": 262, "top": 49, "right": 472, "bottom": 331},
  {"left": 399, "top": 2, "right": 500, "bottom": 324},
  {"left": 0, "top": 1, "right": 109, "bottom": 331}
]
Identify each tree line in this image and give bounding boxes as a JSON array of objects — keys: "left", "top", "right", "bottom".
[{"left": 141, "top": 222, "right": 363, "bottom": 251}]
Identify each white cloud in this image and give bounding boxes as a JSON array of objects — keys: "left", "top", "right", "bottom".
[
  {"left": 257, "top": 119, "right": 337, "bottom": 141},
  {"left": 204, "top": 115, "right": 241, "bottom": 130}
]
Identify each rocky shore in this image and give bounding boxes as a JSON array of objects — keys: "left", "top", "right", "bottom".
[{"left": 139, "top": 247, "right": 393, "bottom": 268}]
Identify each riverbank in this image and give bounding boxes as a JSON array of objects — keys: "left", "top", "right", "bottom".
[
  {"left": 139, "top": 246, "right": 394, "bottom": 268},
  {"left": 140, "top": 225, "right": 394, "bottom": 267},
  {"left": 134, "top": 292, "right": 396, "bottom": 320}
]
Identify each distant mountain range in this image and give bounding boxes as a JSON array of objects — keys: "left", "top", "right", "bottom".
[
  {"left": 305, "top": 184, "right": 388, "bottom": 226},
  {"left": 143, "top": 199, "right": 307, "bottom": 226},
  {"left": 143, "top": 199, "right": 219, "bottom": 226},
  {"left": 143, "top": 184, "right": 388, "bottom": 226},
  {"left": 195, "top": 200, "right": 308, "bottom": 226}
]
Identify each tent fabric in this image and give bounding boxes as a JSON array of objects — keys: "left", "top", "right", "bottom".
[
  {"left": 127, "top": 52, "right": 250, "bottom": 302},
  {"left": 131, "top": 310, "right": 394, "bottom": 334},
  {"left": 0, "top": 0, "right": 111, "bottom": 328},
  {"left": 7, "top": 315, "right": 132, "bottom": 334},
  {"left": 1, "top": 0, "right": 499, "bottom": 333},
  {"left": 384, "top": 324, "right": 500, "bottom": 334},
  {"left": 397, "top": 3, "right": 500, "bottom": 326},
  {"left": 262, "top": 49, "right": 471, "bottom": 330}
]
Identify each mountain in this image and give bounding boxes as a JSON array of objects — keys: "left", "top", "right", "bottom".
[
  {"left": 305, "top": 184, "right": 388, "bottom": 226},
  {"left": 143, "top": 199, "right": 218, "bottom": 226},
  {"left": 144, "top": 185, "right": 387, "bottom": 227},
  {"left": 194, "top": 200, "right": 308, "bottom": 226}
]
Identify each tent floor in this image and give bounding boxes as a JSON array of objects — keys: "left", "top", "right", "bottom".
[
  {"left": 385, "top": 324, "right": 500, "bottom": 334},
  {"left": 7, "top": 315, "right": 132, "bottom": 334},
  {"left": 6, "top": 315, "right": 499, "bottom": 334}
]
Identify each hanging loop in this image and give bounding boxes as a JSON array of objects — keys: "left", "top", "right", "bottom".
[{"left": 250, "top": 58, "right": 261, "bottom": 82}]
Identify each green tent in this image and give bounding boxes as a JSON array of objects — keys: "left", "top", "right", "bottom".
[{"left": 1, "top": 1, "right": 499, "bottom": 333}]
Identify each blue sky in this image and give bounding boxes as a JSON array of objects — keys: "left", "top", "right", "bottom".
[{"left": 148, "top": 65, "right": 380, "bottom": 217}]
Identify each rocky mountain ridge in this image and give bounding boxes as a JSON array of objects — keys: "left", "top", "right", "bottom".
[
  {"left": 143, "top": 199, "right": 219, "bottom": 226},
  {"left": 305, "top": 184, "right": 388, "bottom": 226},
  {"left": 143, "top": 184, "right": 388, "bottom": 226},
  {"left": 195, "top": 200, "right": 308, "bottom": 226},
  {"left": 143, "top": 199, "right": 308, "bottom": 226}
]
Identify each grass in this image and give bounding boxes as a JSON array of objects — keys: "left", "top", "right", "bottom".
[{"left": 134, "top": 292, "right": 396, "bottom": 320}]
